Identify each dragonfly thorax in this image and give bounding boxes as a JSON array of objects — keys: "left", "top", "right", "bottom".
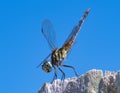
[{"left": 51, "top": 48, "right": 67, "bottom": 66}]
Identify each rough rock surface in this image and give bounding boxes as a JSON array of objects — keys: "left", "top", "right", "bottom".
[{"left": 38, "top": 69, "right": 120, "bottom": 93}]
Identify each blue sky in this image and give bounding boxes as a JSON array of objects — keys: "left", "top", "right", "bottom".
[{"left": 0, "top": 0, "right": 120, "bottom": 93}]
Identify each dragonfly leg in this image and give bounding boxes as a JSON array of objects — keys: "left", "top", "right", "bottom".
[
  {"left": 62, "top": 64, "right": 79, "bottom": 77},
  {"left": 58, "top": 67, "right": 65, "bottom": 80},
  {"left": 51, "top": 66, "right": 57, "bottom": 83}
]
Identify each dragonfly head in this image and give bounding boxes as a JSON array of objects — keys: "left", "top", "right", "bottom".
[{"left": 42, "top": 61, "right": 52, "bottom": 73}]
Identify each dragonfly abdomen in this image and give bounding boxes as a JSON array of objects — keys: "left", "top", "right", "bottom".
[{"left": 62, "top": 40, "right": 74, "bottom": 52}]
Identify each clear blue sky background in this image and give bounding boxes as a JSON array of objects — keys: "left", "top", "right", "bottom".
[{"left": 0, "top": 0, "right": 120, "bottom": 93}]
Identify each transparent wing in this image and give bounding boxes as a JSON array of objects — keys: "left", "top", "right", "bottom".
[
  {"left": 36, "top": 53, "right": 51, "bottom": 68},
  {"left": 63, "top": 8, "right": 90, "bottom": 48},
  {"left": 41, "top": 19, "right": 58, "bottom": 51}
]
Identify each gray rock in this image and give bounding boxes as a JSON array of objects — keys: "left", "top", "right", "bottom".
[{"left": 38, "top": 69, "right": 120, "bottom": 93}]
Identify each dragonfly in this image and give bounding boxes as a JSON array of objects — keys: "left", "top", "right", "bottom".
[{"left": 37, "top": 8, "right": 90, "bottom": 83}]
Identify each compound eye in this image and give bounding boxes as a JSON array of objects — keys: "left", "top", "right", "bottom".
[{"left": 42, "top": 61, "right": 52, "bottom": 73}]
